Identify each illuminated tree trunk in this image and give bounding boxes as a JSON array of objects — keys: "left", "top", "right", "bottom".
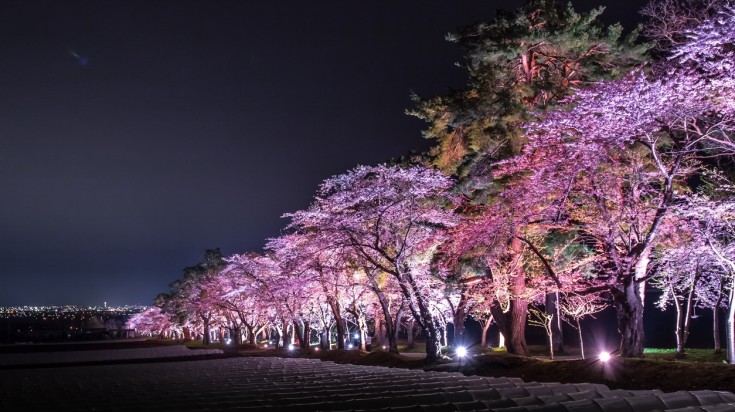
[
  {"left": 714, "top": 278, "right": 725, "bottom": 353},
  {"left": 614, "top": 278, "right": 645, "bottom": 358},
  {"left": 402, "top": 272, "right": 443, "bottom": 363},
  {"left": 727, "top": 285, "right": 735, "bottom": 365},
  {"left": 576, "top": 318, "right": 586, "bottom": 359},
  {"left": 369, "top": 277, "right": 399, "bottom": 353},
  {"left": 480, "top": 315, "right": 493, "bottom": 348},
  {"left": 545, "top": 292, "right": 563, "bottom": 353}
]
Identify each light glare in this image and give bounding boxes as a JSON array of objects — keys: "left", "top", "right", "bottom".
[
  {"left": 456, "top": 346, "right": 467, "bottom": 357},
  {"left": 599, "top": 351, "right": 611, "bottom": 362}
]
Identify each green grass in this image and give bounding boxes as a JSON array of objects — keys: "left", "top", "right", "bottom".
[{"left": 643, "top": 347, "right": 727, "bottom": 363}]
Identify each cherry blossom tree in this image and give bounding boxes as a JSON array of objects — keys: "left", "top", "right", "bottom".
[
  {"left": 641, "top": 0, "right": 727, "bottom": 52},
  {"left": 675, "top": 196, "right": 735, "bottom": 363},
  {"left": 285, "top": 164, "right": 458, "bottom": 363},
  {"left": 126, "top": 306, "right": 180, "bottom": 339},
  {"left": 267, "top": 233, "right": 355, "bottom": 350},
  {"left": 559, "top": 293, "right": 607, "bottom": 359}
]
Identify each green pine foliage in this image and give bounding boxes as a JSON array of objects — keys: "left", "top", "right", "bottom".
[{"left": 408, "top": 0, "right": 650, "bottom": 190}]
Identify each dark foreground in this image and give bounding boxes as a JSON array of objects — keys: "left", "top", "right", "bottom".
[{"left": 1, "top": 342, "right": 735, "bottom": 411}]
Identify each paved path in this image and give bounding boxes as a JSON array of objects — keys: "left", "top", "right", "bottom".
[
  {"left": 0, "top": 345, "right": 222, "bottom": 366},
  {"left": 2, "top": 356, "right": 735, "bottom": 411}
]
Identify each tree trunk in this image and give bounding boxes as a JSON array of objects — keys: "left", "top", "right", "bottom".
[
  {"left": 402, "top": 273, "right": 442, "bottom": 363},
  {"left": 320, "top": 325, "right": 330, "bottom": 350},
  {"left": 672, "top": 285, "right": 685, "bottom": 354},
  {"left": 406, "top": 318, "right": 416, "bottom": 349},
  {"left": 545, "top": 292, "right": 563, "bottom": 353},
  {"left": 281, "top": 319, "right": 289, "bottom": 348},
  {"left": 614, "top": 278, "right": 645, "bottom": 357},
  {"left": 727, "top": 285, "right": 735, "bottom": 364},
  {"left": 507, "top": 297, "right": 529, "bottom": 356},
  {"left": 202, "top": 323, "right": 211, "bottom": 345},
  {"left": 452, "top": 294, "right": 469, "bottom": 346},
  {"left": 506, "top": 237, "right": 530, "bottom": 356},
  {"left": 327, "top": 298, "right": 345, "bottom": 349},
  {"left": 369, "top": 277, "right": 399, "bottom": 353},
  {"left": 377, "top": 316, "right": 387, "bottom": 347},
  {"left": 714, "top": 279, "right": 725, "bottom": 353},
  {"left": 577, "top": 318, "right": 585, "bottom": 359},
  {"left": 232, "top": 326, "right": 242, "bottom": 345},
  {"left": 481, "top": 316, "right": 493, "bottom": 348}
]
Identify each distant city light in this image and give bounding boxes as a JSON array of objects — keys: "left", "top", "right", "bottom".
[
  {"left": 599, "top": 351, "right": 611, "bottom": 362},
  {"left": 456, "top": 346, "right": 467, "bottom": 358}
]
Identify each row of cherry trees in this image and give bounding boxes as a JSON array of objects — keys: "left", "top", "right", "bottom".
[{"left": 129, "top": 0, "right": 735, "bottom": 363}]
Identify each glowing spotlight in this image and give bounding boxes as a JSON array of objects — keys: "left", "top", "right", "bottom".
[
  {"left": 225, "top": 339, "right": 232, "bottom": 345},
  {"left": 348, "top": 344, "right": 354, "bottom": 349},
  {"left": 456, "top": 346, "right": 467, "bottom": 358},
  {"left": 263, "top": 343, "right": 268, "bottom": 348},
  {"left": 354, "top": 333, "right": 359, "bottom": 339},
  {"left": 288, "top": 345, "right": 295, "bottom": 351},
  {"left": 599, "top": 351, "right": 611, "bottom": 362},
  {"left": 314, "top": 347, "right": 320, "bottom": 352}
]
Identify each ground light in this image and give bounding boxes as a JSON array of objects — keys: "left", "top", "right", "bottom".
[
  {"left": 599, "top": 351, "right": 611, "bottom": 362},
  {"left": 456, "top": 346, "right": 468, "bottom": 371}
]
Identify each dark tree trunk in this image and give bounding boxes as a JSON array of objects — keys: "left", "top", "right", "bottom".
[
  {"left": 406, "top": 318, "right": 416, "bottom": 349},
  {"left": 452, "top": 294, "right": 469, "bottom": 346},
  {"left": 614, "top": 278, "right": 645, "bottom": 358},
  {"left": 545, "top": 292, "right": 563, "bottom": 353},
  {"left": 320, "top": 325, "right": 330, "bottom": 350},
  {"left": 301, "top": 320, "right": 310, "bottom": 349},
  {"left": 232, "top": 326, "right": 242, "bottom": 345},
  {"left": 202, "top": 324, "right": 211, "bottom": 345},
  {"left": 281, "top": 319, "right": 289, "bottom": 348}
]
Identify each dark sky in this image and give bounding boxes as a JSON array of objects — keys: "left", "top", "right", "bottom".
[{"left": 0, "top": 1, "right": 642, "bottom": 306}]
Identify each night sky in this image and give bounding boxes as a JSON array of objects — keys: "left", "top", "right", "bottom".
[{"left": 0, "top": 1, "right": 642, "bottom": 306}]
